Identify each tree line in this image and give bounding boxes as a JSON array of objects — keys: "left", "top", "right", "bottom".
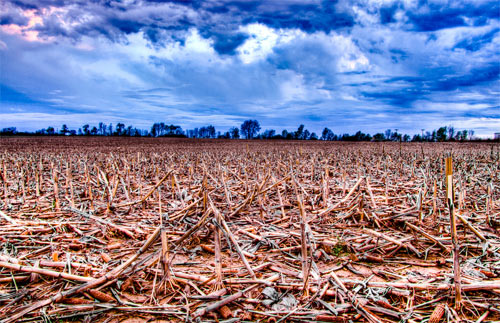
[{"left": 0, "top": 120, "right": 489, "bottom": 142}]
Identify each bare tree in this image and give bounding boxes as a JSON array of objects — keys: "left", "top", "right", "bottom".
[{"left": 240, "top": 120, "right": 261, "bottom": 139}]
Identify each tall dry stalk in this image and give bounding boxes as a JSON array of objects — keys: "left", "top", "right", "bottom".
[
  {"left": 2, "top": 161, "right": 8, "bottom": 204},
  {"left": 294, "top": 179, "right": 310, "bottom": 296},
  {"left": 446, "top": 156, "right": 461, "bottom": 309},
  {"left": 52, "top": 165, "right": 60, "bottom": 211}
]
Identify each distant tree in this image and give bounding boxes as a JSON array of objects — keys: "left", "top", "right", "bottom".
[
  {"left": 424, "top": 131, "right": 435, "bottom": 141},
  {"left": 1, "top": 127, "right": 17, "bottom": 135},
  {"left": 126, "top": 125, "right": 133, "bottom": 136},
  {"left": 240, "top": 120, "right": 261, "bottom": 139},
  {"left": 98, "top": 122, "right": 106, "bottom": 135},
  {"left": 321, "top": 128, "right": 328, "bottom": 140},
  {"left": 199, "top": 125, "right": 216, "bottom": 138},
  {"left": 158, "top": 122, "right": 166, "bottom": 136},
  {"left": 229, "top": 127, "right": 240, "bottom": 139},
  {"left": 461, "top": 129, "right": 468, "bottom": 141},
  {"left": 0, "top": 122, "right": 479, "bottom": 142},
  {"left": 151, "top": 123, "right": 159, "bottom": 137},
  {"left": 295, "top": 124, "right": 305, "bottom": 139},
  {"left": 199, "top": 127, "right": 207, "bottom": 138},
  {"left": 341, "top": 133, "right": 351, "bottom": 141},
  {"left": 436, "top": 126, "right": 447, "bottom": 142},
  {"left": 373, "top": 133, "right": 385, "bottom": 141},
  {"left": 448, "top": 126, "right": 455, "bottom": 141},
  {"left": 165, "top": 124, "right": 183, "bottom": 136},
  {"left": 321, "top": 127, "right": 333, "bottom": 140},
  {"left": 384, "top": 129, "right": 392, "bottom": 141},
  {"left": 115, "top": 123, "right": 125, "bottom": 136},
  {"left": 261, "top": 129, "right": 276, "bottom": 139},
  {"left": 390, "top": 131, "right": 401, "bottom": 142},
  {"left": 60, "top": 124, "right": 69, "bottom": 135},
  {"left": 207, "top": 125, "right": 216, "bottom": 138},
  {"left": 354, "top": 131, "right": 371, "bottom": 141},
  {"left": 303, "top": 129, "right": 310, "bottom": 140}
]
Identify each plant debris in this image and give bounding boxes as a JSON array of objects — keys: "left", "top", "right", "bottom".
[{"left": 0, "top": 137, "right": 499, "bottom": 322}]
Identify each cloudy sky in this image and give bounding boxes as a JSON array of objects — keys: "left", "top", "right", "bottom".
[{"left": 0, "top": 0, "right": 499, "bottom": 136}]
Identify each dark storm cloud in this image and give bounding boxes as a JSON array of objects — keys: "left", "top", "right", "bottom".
[
  {"left": 454, "top": 28, "right": 499, "bottom": 51},
  {"left": 8, "top": 0, "right": 78, "bottom": 12},
  {"left": 406, "top": 8, "right": 467, "bottom": 31},
  {"left": 4, "top": 0, "right": 499, "bottom": 42},
  {"left": 359, "top": 76, "right": 429, "bottom": 107},
  {"left": 239, "top": 1, "right": 354, "bottom": 32},
  {"left": 360, "top": 62, "right": 500, "bottom": 107},
  {"left": 2, "top": 0, "right": 357, "bottom": 53},
  {"left": 405, "top": 1, "right": 499, "bottom": 31},
  {"left": 0, "top": 8, "right": 29, "bottom": 26},
  {"left": 210, "top": 32, "right": 248, "bottom": 55},
  {"left": 379, "top": 4, "right": 399, "bottom": 24}
]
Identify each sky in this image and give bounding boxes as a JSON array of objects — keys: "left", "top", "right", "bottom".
[{"left": 0, "top": 0, "right": 499, "bottom": 137}]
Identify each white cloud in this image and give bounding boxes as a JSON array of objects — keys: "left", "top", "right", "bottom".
[
  {"left": 236, "top": 24, "right": 370, "bottom": 73},
  {"left": 238, "top": 24, "right": 288, "bottom": 63},
  {"left": 280, "top": 72, "right": 307, "bottom": 101}
]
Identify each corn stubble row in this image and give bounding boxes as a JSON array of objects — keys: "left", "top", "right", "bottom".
[{"left": 0, "top": 137, "right": 499, "bottom": 322}]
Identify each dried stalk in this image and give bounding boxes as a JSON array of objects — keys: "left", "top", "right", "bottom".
[
  {"left": 66, "top": 207, "right": 135, "bottom": 238},
  {"left": 0, "top": 210, "right": 17, "bottom": 225},
  {"left": 405, "top": 222, "right": 449, "bottom": 251},
  {"left": 0, "top": 260, "right": 93, "bottom": 282},
  {"left": 4, "top": 224, "right": 162, "bottom": 323},
  {"left": 329, "top": 271, "right": 382, "bottom": 323},
  {"left": 192, "top": 274, "right": 279, "bottom": 319},
  {"left": 116, "top": 170, "right": 173, "bottom": 207},
  {"left": 446, "top": 156, "right": 461, "bottom": 309}
]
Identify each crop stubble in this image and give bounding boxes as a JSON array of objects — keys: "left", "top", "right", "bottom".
[{"left": 0, "top": 137, "right": 499, "bottom": 322}]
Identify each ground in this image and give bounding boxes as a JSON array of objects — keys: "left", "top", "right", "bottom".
[{"left": 0, "top": 137, "right": 499, "bottom": 322}]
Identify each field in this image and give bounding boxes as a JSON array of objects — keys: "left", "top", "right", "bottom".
[{"left": 0, "top": 137, "right": 499, "bottom": 322}]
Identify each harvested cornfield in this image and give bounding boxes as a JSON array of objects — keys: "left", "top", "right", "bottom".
[{"left": 0, "top": 137, "right": 499, "bottom": 322}]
